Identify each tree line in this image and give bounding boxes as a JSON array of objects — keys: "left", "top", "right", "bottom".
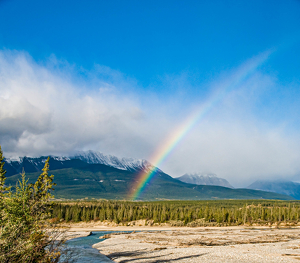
[{"left": 52, "top": 199, "right": 300, "bottom": 226}]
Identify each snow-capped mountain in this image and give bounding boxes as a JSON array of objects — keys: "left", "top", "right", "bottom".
[
  {"left": 4, "top": 156, "right": 72, "bottom": 176},
  {"left": 5, "top": 156, "right": 70, "bottom": 164},
  {"left": 176, "top": 173, "right": 233, "bottom": 188},
  {"left": 70, "top": 150, "right": 157, "bottom": 172},
  {"left": 4, "top": 150, "right": 158, "bottom": 177}
]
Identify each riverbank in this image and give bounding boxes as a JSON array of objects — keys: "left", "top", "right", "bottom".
[
  {"left": 63, "top": 231, "right": 92, "bottom": 240},
  {"left": 88, "top": 227, "right": 300, "bottom": 262},
  {"left": 63, "top": 221, "right": 297, "bottom": 232}
]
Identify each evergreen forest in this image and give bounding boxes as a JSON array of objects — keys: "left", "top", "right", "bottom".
[{"left": 52, "top": 200, "right": 300, "bottom": 227}]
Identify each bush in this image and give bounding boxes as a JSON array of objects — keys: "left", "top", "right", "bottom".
[{"left": 0, "top": 146, "right": 64, "bottom": 263}]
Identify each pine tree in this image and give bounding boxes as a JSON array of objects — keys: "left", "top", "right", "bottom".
[
  {"left": 93, "top": 207, "right": 98, "bottom": 221},
  {"left": 0, "top": 145, "right": 9, "bottom": 196}
]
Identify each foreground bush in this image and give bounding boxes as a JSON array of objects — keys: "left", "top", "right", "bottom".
[{"left": 0, "top": 146, "right": 63, "bottom": 263}]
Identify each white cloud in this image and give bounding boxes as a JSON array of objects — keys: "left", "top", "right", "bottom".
[
  {"left": 164, "top": 70, "right": 300, "bottom": 186},
  {"left": 0, "top": 50, "right": 163, "bottom": 158},
  {"left": 0, "top": 50, "right": 300, "bottom": 187}
]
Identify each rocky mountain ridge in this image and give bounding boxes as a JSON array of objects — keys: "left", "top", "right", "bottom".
[{"left": 71, "top": 150, "right": 157, "bottom": 172}]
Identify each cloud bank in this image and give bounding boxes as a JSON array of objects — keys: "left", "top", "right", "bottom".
[{"left": 0, "top": 50, "right": 300, "bottom": 187}]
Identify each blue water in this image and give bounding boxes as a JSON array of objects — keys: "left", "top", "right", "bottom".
[{"left": 60, "top": 231, "right": 130, "bottom": 263}]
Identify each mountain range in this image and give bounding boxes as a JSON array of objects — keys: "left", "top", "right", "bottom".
[
  {"left": 3, "top": 150, "right": 293, "bottom": 200},
  {"left": 177, "top": 173, "right": 233, "bottom": 188},
  {"left": 247, "top": 180, "right": 300, "bottom": 200},
  {"left": 4, "top": 150, "right": 154, "bottom": 177}
]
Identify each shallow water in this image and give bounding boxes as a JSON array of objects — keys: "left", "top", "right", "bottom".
[{"left": 60, "top": 231, "right": 130, "bottom": 263}]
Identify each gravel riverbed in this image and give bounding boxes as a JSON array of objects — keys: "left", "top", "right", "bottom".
[{"left": 92, "top": 227, "right": 300, "bottom": 262}]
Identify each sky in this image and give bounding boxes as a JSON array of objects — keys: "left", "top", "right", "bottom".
[{"left": 0, "top": 0, "right": 300, "bottom": 187}]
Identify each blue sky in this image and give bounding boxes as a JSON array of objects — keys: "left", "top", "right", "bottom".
[
  {"left": 1, "top": 0, "right": 300, "bottom": 87},
  {"left": 1, "top": 0, "right": 300, "bottom": 186}
]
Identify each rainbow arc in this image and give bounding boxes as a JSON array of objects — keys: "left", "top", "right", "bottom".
[{"left": 129, "top": 51, "right": 271, "bottom": 200}]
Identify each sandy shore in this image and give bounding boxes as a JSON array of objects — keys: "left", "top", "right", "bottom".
[{"left": 85, "top": 226, "right": 300, "bottom": 263}]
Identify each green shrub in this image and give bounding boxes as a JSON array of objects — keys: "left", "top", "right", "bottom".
[{"left": 0, "top": 146, "right": 64, "bottom": 263}]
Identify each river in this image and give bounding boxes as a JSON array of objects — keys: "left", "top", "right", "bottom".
[{"left": 60, "top": 231, "right": 131, "bottom": 263}]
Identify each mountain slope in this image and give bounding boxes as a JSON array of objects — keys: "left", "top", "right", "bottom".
[
  {"left": 5, "top": 163, "right": 293, "bottom": 200},
  {"left": 176, "top": 173, "right": 233, "bottom": 188},
  {"left": 248, "top": 180, "right": 300, "bottom": 200},
  {"left": 3, "top": 152, "right": 293, "bottom": 200}
]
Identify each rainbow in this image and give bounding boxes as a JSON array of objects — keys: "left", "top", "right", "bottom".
[{"left": 129, "top": 51, "right": 271, "bottom": 200}]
